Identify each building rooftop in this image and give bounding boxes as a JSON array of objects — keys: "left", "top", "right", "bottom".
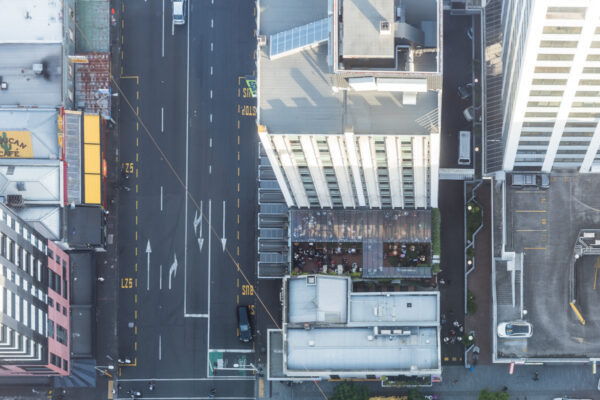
[
  {"left": 0, "top": 44, "right": 63, "bottom": 107},
  {"left": 283, "top": 276, "right": 440, "bottom": 375},
  {"left": 342, "top": 0, "right": 395, "bottom": 59},
  {"left": 258, "top": 0, "right": 440, "bottom": 136},
  {"left": 349, "top": 292, "right": 438, "bottom": 325},
  {"left": 286, "top": 326, "right": 438, "bottom": 372},
  {"left": 0, "top": 109, "right": 60, "bottom": 159},
  {"left": 0, "top": 0, "right": 63, "bottom": 44},
  {"left": 16, "top": 205, "right": 61, "bottom": 240},
  {"left": 288, "top": 275, "right": 349, "bottom": 324},
  {"left": 74, "top": 53, "right": 111, "bottom": 118}
]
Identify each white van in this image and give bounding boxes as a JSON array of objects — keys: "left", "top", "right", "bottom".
[
  {"left": 458, "top": 130, "right": 471, "bottom": 165},
  {"left": 173, "top": 0, "right": 186, "bottom": 25}
]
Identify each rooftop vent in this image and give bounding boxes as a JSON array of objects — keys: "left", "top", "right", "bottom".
[
  {"left": 16, "top": 182, "right": 26, "bottom": 191},
  {"left": 380, "top": 21, "right": 391, "bottom": 35},
  {"left": 407, "top": 302, "right": 412, "bottom": 308},
  {"left": 32, "top": 64, "right": 44, "bottom": 75},
  {"left": 306, "top": 275, "right": 316, "bottom": 285},
  {"left": 7, "top": 195, "right": 24, "bottom": 208}
]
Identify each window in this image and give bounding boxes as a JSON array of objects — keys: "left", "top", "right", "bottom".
[
  {"left": 50, "top": 353, "right": 62, "bottom": 367},
  {"left": 47, "top": 297, "right": 53, "bottom": 307},
  {"left": 47, "top": 248, "right": 54, "bottom": 259},
  {"left": 62, "top": 307, "right": 67, "bottom": 317},
  {"left": 63, "top": 359, "right": 68, "bottom": 371},
  {"left": 48, "top": 319, "right": 54, "bottom": 338},
  {"left": 55, "top": 254, "right": 61, "bottom": 265},
  {"left": 56, "top": 303, "right": 61, "bottom": 312},
  {"left": 56, "top": 324, "right": 67, "bottom": 345}
]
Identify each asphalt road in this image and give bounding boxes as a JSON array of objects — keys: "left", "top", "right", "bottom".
[{"left": 116, "top": 0, "right": 258, "bottom": 398}]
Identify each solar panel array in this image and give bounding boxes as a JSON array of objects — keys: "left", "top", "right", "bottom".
[{"left": 269, "top": 18, "right": 329, "bottom": 59}]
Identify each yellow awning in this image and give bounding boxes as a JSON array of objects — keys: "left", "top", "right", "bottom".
[{"left": 83, "top": 115, "right": 100, "bottom": 144}]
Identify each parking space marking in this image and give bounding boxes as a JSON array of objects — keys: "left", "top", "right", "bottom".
[
  {"left": 515, "top": 210, "right": 546, "bottom": 213},
  {"left": 516, "top": 229, "right": 547, "bottom": 232},
  {"left": 524, "top": 247, "right": 546, "bottom": 250}
]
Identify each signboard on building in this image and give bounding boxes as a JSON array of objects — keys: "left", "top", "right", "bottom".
[
  {"left": 0, "top": 131, "right": 33, "bottom": 158},
  {"left": 68, "top": 55, "right": 89, "bottom": 64}
]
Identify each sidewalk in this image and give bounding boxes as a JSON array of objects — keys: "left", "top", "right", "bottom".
[{"left": 465, "top": 181, "right": 492, "bottom": 365}]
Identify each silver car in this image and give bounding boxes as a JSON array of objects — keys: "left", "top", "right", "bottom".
[{"left": 497, "top": 321, "right": 533, "bottom": 338}]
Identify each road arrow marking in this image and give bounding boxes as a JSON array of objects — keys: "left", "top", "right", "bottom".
[
  {"left": 221, "top": 200, "right": 227, "bottom": 251},
  {"left": 159, "top": 265, "right": 163, "bottom": 290},
  {"left": 146, "top": 240, "right": 152, "bottom": 291},
  {"left": 168, "top": 254, "right": 178, "bottom": 290},
  {"left": 198, "top": 237, "right": 204, "bottom": 252}
]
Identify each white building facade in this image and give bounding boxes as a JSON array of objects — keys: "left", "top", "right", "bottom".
[
  {"left": 258, "top": 0, "right": 442, "bottom": 209},
  {"left": 502, "top": 1, "right": 600, "bottom": 172}
]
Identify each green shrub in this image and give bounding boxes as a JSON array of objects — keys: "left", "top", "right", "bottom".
[
  {"left": 466, "top": 202, "right": 483, "bottom": 241},
  {"left": 431, "top": 208, "right": 441, "bottom": 256},
  {"left": 331, "top": 382, "right": 369, "bottom": 400},
  {"left": 467, "top": 290, "right": 478, "bottom": 315}
]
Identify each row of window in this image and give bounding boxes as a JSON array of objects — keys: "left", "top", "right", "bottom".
[
  {"left": 0, "top": 286, "right": 46, "bottom": 336},
  {"left": 49, "top": 352, "right": 68, "bottom": 371}
]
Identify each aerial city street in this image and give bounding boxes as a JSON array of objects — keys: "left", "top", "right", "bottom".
[{"left": 1, "top": 0, "right": 600, "bottom": 400}]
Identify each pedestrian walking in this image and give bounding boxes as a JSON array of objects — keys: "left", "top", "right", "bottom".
[
  {"left": 502, "top": 386, "right": 508, "bottom": 392},
  {"left": 453, "top": 320, "right": 460, "bottom": 327},
  {"left": 441, "top": 313, "right": 446, "bottom": 324},
  {"left": 533, "top": 371, "right": 539, "bottom": 381}
]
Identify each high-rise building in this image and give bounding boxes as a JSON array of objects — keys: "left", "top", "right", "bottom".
[
  {"left": 502, "top": 1, "right": 600, "bottom": 172},
  {"left": 0, "top": 203, "right": 70, "bottom": 376},
  {"left": 258, "top": 0, "right": 443, "bottom": 209}
]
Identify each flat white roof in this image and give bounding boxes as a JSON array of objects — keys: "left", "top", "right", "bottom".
[
  {"left": 288, "top": 276, "right": 348, "bottom": 324},
  {"left": 349, "top": 292, "right": 438, "bottom": 326},
  {"left": 0, "top": 0, "right": 63, "bottom": 43},
  {"left": 286, "top": 326, "right": 439, "bottom": 373},
  {"left": 0, "top": 44, "right": 63, "bottom": 107},
  {"left": 0, "top": 109, "right": 60, "bottom": 159},
  {"left": 342, "top": 0, "right": 395, "bottom": 58}
]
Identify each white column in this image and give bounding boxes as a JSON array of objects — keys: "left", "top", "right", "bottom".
[
  {"left": 543, "top": 2, "right": 600, "bottom": 172},
  {"left": 258, "top": 129, "right": 295, "bottom": 207},
  {"left": 327, "top": 136, "right": 355, "bottom": 208},
  {"left": 358, "top": 136, "right": 381, "bottom": 208},
  {"left": 502, "top": 1, "right": 548, "bottom": 171},
  {"left": 344, "top": 130, "right": 366, "bottom": 206},
  {"left": 429, "top": 133, "right": 440, "bottom": 208},
  {"left": 272, "top": 135, "right": 310, "bottom": 208},
  {"left": 300, "top": 136, "right": 332, "bottom": 208},
  {"left": 580, "top": 123, "right": 600, "bottom": 172},
  {"left": 412, "top": 137, "right": 427, "bottom": 208},
  {"left": 385, "top": 137, "right": 403, "bottom": 208}
]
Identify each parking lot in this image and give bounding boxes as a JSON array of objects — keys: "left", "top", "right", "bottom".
[{"left": 498, "top": 173, "right": 600, "bottom": 359}]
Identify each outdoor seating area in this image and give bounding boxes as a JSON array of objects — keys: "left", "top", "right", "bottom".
[
  {"left": 383, "top": 243, "right": 431, "bottom": 268},
  {"left": 292, "top": 242, "right": 362, "bottom": 275}
]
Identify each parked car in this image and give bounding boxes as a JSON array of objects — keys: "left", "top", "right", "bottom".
[
  {"left": 173, "top": 0, "right": 186, "bottom": 25},
  {"left": 497, "top": 321, "right": 533, "bottom": 338},
  {"left": 238, "top": 306, "right": 252, "bottom": 343},
  {"left": 511, "top": 173, "right": 550, "bottom": 189}
]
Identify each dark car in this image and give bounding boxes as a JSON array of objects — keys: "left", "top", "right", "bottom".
[{"left": 238, "top": 306, "right": 252, "bottom": 343}]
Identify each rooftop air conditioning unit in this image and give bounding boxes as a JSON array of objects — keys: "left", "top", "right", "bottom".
[
  {"left": 7, "top": 195, "right": 24, "bottom": 208},
  {"left": 32, "top": 64, "right": 44, "bottom": 75},
  {"left": 380, "top": 21, "right": 391, "bottom": 35}
]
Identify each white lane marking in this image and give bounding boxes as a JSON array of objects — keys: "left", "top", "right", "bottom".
[
  {"left": 185, "top": 313, "right": 208, "bottom": 318},
  {"left": 209, "top": 165, "right": 212, "bottom": 175},
  {"left": 211, "top": 42, "right": 213, "bottom": 52},
  {"left": 193, "top": 208, "right": 202, "bottom": 236},
  {"left": 159, "top": 264, "right": 163, "bottom": 290},
  {"left": 210, "top": 89, "right": 213, "bottom": 99},
  {"left": 168, "top": 254, "right": 178, "bottom": 290},
  {"left": 221, "top": 200, "right": 227, "bottom": 251},
  {"left": 197, "top": 201, "right": 204, "bottom": 252},
  {"left": 160, "top": 186, "right": 163, "bottom": 211},
  {"left": 183, "top": 0, "right": 190, "bottom": 313},
  {"left": 210, "top": 66, "right": 213, "bottom": 75},
  {"left": 211, "top": 18, "right": 214, "bottom": 28},
  {"left": 146, "top": 240, "right": 152, "bottom": 291},
  {"left": 209, "top": 349, "right": 255, "bottom": 354},
  {"left": 206, "top": 199, "right": 212, "bottom": 375},
  {"left": 209, "top": 138, "right": 212, "bottom": 148},
  {"left": 161, "top": 107, "right": 164, "bottom": 132},
  {"left": 161, "top": 0, "right": 165, "bottom": 57},
  {"left": 209, "top": 113, "right": 213, "bottom": 123},
  {"left": 158, "top": 335, "right": 162, "bottom": 360}
]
